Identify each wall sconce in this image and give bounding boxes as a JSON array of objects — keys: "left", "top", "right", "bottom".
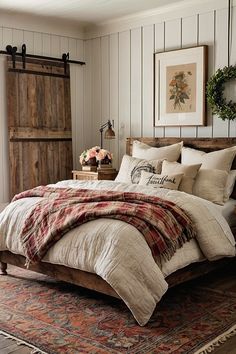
[{"left": 99, "top": 120, "right": 115, "bottom": 148}]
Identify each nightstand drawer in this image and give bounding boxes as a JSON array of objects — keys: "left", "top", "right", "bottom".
[{"left": 72, "top": 170, "right": 118, "bottom": 181}]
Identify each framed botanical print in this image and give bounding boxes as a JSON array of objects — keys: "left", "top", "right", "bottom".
[{"left": 154, "top": 46, "right": 207, "bottom": 126}]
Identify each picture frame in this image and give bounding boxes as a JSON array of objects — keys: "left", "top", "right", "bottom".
[{"left": 154, "top": 46, "right": 208, "bottom": 127}]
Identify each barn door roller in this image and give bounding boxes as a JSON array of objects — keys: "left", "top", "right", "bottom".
[{"left": 0, "top": 43, "right": 85, "bottom": 69}]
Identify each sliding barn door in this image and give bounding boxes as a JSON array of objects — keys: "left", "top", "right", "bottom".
[{"left": 7, "top": 57, "right": 73, "bottom": 199}]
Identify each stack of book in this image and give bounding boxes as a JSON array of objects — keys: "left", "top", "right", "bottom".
[
  {"left": 97, "top": 164, "right": 115, "bottom": 172},
  {"left": 82, "top": 165, "right": 97, "bottom": 172}
]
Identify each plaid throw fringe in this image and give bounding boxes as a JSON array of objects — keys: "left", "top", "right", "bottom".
[{"left": 13, "top": 186, "right": 197, "bottom": 264}]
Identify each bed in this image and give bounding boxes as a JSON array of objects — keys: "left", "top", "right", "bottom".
[{"left": 0, "top": 137, "right": 235, "bottom": 326}]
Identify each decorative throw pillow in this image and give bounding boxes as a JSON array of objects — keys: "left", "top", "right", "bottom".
[
  {"left": 132, "top": 140, "right": 183, "bottom": 162},
  {"left": 224, "top": 170, "right": 236, "bottom": 202},
  {"left": 138, "top": 171, "right": 183, "bottom": 190},
  {"left": 115, "top": 155, "right": 163, "bottom": 184},
  {"left": 193, "top": 169, "right": 228, "bottom": 205},
  {"left": 161, "top": 160, "right": 202, "bottom": 194},
  {"left": 181, "top": 146, "right": 236, "bottom": 172}
]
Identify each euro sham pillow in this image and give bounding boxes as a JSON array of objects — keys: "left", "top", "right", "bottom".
[
  {"left": 193, "top": 169, "right": 228, "bottom": 205},
  {"left": 138, "top": 171, "right": 183, "bottom": 190},
  {"left": 115, "top": 155, "right": 163, "bottom": 184},
  {"left": 132, "top": 140, "right": 183, "bottom": 162},
  {"left": 161, "top": 160, "right": 201, "bottom": 194},
  {"left": 181, "top": 146, "right": 236, "bottom": 172},
  {"left": 224, "top": 170, "right": 236, "bottom": 202}
]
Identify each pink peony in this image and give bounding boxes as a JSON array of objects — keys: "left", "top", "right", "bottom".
[{"left": 79, "top": 146, "right": 112, "bottom": 165}]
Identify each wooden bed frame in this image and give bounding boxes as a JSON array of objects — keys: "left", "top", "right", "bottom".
[{"left": 0, "top": 137, "right": 236, "bottom": 300}]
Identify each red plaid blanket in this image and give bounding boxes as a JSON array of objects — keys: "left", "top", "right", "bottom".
[{"left": 13, "top": 186, "right": 196, "bottom": 264}]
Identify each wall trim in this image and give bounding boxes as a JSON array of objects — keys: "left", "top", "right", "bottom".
[
  {"left": 0, "top": 10, "right": 84, "bottom": 40},
  {"left": 84, "top": 0, "right": 230, "bottom": 39},
  {"left": 1, "top": 0, "right": 235, "bottom": 41}
]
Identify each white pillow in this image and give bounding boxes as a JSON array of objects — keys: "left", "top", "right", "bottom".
[
  {"left": 224, "top": 170, "right": 236, "bottom": 202},
  {"left": 193, "top": 169, "right": 228, "bottom": 205},
  {"left": 132, "top": 140, "right": 183, "bottom": 162},
  {"left": 182, "top": 146, "right": 236, "bottom": 172},
  {"left": 161, "top": 160, "right": 201, "bottom": 194},
  {"left": 138, "top": 170, "right": 183, "bottom": 190},
  {"left": 115, "top": 155, "right": 163, "bottom": 184}
]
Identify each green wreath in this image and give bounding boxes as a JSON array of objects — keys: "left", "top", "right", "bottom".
[{"left": 206, "top": 65, "right": 236, "bottom": 121}]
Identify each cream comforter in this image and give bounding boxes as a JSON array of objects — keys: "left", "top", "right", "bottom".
[{"left": 0, "top": 180, "right": 235, "bottom": 326}]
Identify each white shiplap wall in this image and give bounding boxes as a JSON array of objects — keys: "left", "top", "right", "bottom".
[
  {"left": 84, "top": 2, "right": 236, "bottom": 168},
  {"left": 0, "top": 26, "right": 84, "bottom": 202}
]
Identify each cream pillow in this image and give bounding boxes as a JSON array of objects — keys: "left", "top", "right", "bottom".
[
  {"left": 224, "top": 170, "right": 236, "bottom": 202},
  {"left": 115, "top": 155, "right": 163, "bottom": 184},
  {"left": 182, "top": 146, "right": 236, "bottom": 172},
  {"left": 132, "top": 140, "right": 183, "bottom": 162},
  {"left": 193, "top": 169, "right": 228, "bottom": 205},
  {"left": 138, "top": 170, "right": 183, "bottom": 190},
  {"left": 161, "top": 160, "right": 202, "bottom": 194}
]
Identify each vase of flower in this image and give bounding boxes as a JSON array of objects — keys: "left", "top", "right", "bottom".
[
  {"left": 79, "top": 146, "right": 113, "bottom": 172},
  {"left": 86, "top": 157, "right": 98, "bottom": 166}
]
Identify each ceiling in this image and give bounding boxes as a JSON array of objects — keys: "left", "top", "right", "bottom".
[{"left": 0, "top": 0, "right": 183, "bottom": 26}]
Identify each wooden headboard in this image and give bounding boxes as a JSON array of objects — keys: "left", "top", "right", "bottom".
[{"left": 126, "top": 137, "right": 236, "bottom": 199}]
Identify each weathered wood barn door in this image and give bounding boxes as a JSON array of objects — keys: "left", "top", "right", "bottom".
[{"left": 7, "top": 57, "right": 72, "bottom": 199}]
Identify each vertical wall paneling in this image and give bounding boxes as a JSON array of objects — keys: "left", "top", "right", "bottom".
[
  {"left": 83, "top": 2, "right": 235, "bottom": 166},
  {"left": 109, "top": 33, "right": 119, "bottom": 169},
  {"left": 2, "top": 28, "right": 13, "bottom": 48},
  {"left": 142, "top": 25, "right": 155, "bottom": 137},
  {"left": 0, "top": 27, "right": 3, "bottom": 202},
  {"left": 0, "top": 28, "right": 9, "bottom": 202},
  {"left": 101, "top": 36, "right": 110, "bottom": 151},
  {"left": 62, "top": 36, "right": 84, "bottom": 170},
  {"left": 0, "top": 57, "right": 8, "bottom": 202},
  {"left": 42, "top": 33, "right": 51, "bottom": 56},
  {"left": 33, "top": 32, "right": 43, "bottom": 55},
  {"left": 164, "top": 18, "right": 182, "bottom": 137},
  {"left": 23, "top": 31, "right": 34, "bottom": 53},
  {"left": 12, "top": 29, "right": 24, "bottom": 48},
  {"left": 154, "top": 22, "right": 165, "bottom": 137},
  {"left": 69, "top": 38, "right": 78, "bottom": 169},
  {"left": 213, "top": 8, "right": 229, "bottom": 136},
  {"left": 91, "top": 38, "right": 102, "bottom": 147},
  {"left": 1, "top": 28, "right": 13, "bottom": 202},
  {"left": 69, "top": 38, "right": 77, "bottom": 61},
  {"left": 229, "top": 4, "right": 236, "bottom": 137},
  {"left": 181, "top": 15, "right": 198, "bottom": 137},
  {"left": 69, "top": 37, "right": 84, "bottom": 170},
  {"left": 75, "top": 39, "right": 84, "bottom": 169},
  {"left": 84, "top": 40, "right": 93, "bottom": 150},
  {"left": 60, "top": 36, "right": 69, "bottom": 55},
  {"left": 118, "top": 30, "right": 130, "bottom": 163},
  {"left": 130, "top": 27, "right": 142, "bottom": 137},
  {"left": 198, "top": 11, "right": 215, "bottom": 137},
  {"left": 51, "top": 34, "right": 60, "bottom": 57}
]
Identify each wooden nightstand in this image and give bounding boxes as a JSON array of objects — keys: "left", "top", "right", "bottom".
[{"left": 72, "top": 169, "right": 118, "bottom": 181}]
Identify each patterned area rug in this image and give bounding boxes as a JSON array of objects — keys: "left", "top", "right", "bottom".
[{"left": 0, "top": 265, "right": 235, "bottom": 354}]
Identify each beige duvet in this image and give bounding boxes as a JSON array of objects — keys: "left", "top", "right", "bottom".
[{"left": 0, "top": 180, "right": 235, "bottom": 326}]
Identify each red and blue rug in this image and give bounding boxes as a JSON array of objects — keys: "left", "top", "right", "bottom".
[{"left": 0, "top": 265, "right": 235, "bottom": 353}]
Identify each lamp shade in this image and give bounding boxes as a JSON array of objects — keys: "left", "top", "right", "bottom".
[
  {"left": 99, "top": 120, "right": 115, "bottom": 148},
  {"left": 104, "top": 127, "right": 115, "bottom": 139}
]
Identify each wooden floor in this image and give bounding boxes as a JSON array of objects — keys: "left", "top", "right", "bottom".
[
  {"left": 0, "top": 334, "right": 32, "bottom": 354},
  {"left": 0, "top": 263, "right": 236, "bottom": 354}
]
